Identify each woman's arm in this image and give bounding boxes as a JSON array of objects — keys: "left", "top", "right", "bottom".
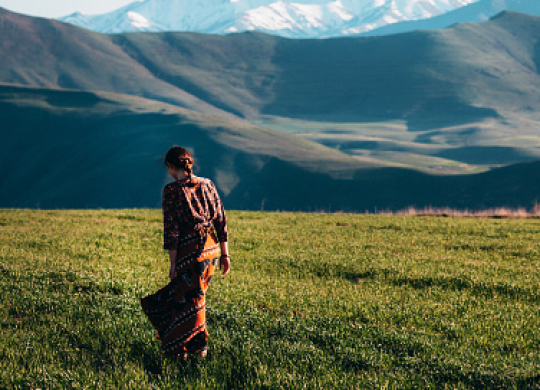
[
  {"left": 163, "top": 185, "right": 180, "bottom": 251},
  {"left": 169, "top": 249, "right": 177, "bottom": 280},
  {"left": 210, "top": 180, "right": 230, "bottom": 275},
  {"left": 220, "top": 241, "right": 230, "bottom": 276},
  {"left": 163, "top": 185, "right": 180, "bottom": 280}
]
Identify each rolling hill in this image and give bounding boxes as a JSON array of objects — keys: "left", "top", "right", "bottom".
[
  {"left": 0, "top": 83, "right": 373, "bottom": 209},
  {"left": 0, "top": 8, "right": 227, "bottom": 116},
  {"left": 2, "top": 83, "right": 540, "bottom": 211}
]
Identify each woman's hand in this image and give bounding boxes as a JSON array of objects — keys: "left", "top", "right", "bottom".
[
  {"left": 219, "top": 241, "right": 230, "bottom": 276},
  {"left": 220, "top": 255, "right": 231, "bottom": 276}
]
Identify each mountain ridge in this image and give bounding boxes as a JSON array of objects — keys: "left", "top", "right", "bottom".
[
  {"left": 362, "top": 0, "right": 540, "bottom": 36},
  {"left": 57, "top": 0, "right": 476, "bottom": 38},
  {"left": 4, "top": 8, "right": 540, "bottom": 126}
]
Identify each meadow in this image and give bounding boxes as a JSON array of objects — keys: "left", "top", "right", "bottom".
[{"left": 1, "top": 209, "right": 539, "bottom": 389}]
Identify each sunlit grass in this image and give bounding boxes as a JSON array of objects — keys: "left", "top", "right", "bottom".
[{"left": 1, "top": 209, "right": 539, "bottom": 389}]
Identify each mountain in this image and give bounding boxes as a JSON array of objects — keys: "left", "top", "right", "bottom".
[
  {"left": 3, "top": 8, "right": 540, "bottom": 174},
  {"left": 2, "top": 83, "right": 540, "bottom": 211},
  {"left": 58, "top": 0, "right": 476, "bottom": 39},
  {"left": 0, "top": 7, "right": 230, "bottom": 116},
  {"left": 4, "top": 8, "right": 540, "bottom": 125},
  {"left": 0, "top": 83, "right": 369, "bottom": 209},
  {"left": 3, "top": 8, "right": 540, "bottom": 209},
  {"left": 363, "top": 0, "right": 540, "bottom": 36}
]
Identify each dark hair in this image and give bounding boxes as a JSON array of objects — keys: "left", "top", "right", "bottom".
[{"left": 164, "top": 146, "right": 194, "bottom": 179}]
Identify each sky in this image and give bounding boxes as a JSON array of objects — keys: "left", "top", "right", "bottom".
[{"left": 0, "top": 0, "right": 139, "bottom": 18}]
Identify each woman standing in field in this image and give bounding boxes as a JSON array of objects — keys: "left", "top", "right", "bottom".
[{"left": 141, "top": 146, "right": 230, "bottom": 359}]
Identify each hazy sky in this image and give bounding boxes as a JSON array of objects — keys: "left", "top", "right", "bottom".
[{"left": 0, "top": 0, "right": 138, "bottom": 18}]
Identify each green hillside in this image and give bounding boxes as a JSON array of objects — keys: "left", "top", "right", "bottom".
[
  {"left": 2, "top": 83, "right": 540, "bottom": 210},
  {"left": 0, "top": 83, "right": 374, "bottom": 209},
  {"left": 0, "top": 8, "right": 226, "bottom": 116},
  {"left": 2, "top": 209, "right": 539, "bottom": 388}
]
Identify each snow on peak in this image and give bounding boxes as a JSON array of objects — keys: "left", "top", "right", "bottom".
[
  {"left": 127, "top": 11, "right": 152, "bottom": 28},
  {"left": 57, "top": 0, "right": 481, "bottom": 38},
  {"left": 328, "top": 1, "right": 354, "bottom": 22}
]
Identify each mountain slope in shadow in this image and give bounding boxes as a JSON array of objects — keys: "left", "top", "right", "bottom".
[
  {"left": 1, "top": 84, "right": 539, "bottom": 211},
  {"left": 0, "top": 84, "right": 370, "bottom": 209}
]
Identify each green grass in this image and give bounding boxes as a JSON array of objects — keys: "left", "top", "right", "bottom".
[{"left": 1, "top": 209, "right": 540, "bottom": 389}]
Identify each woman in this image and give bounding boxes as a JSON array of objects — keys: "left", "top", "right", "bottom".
[{"left": 141, "top": 146, "right": 230, "bottom": 359}]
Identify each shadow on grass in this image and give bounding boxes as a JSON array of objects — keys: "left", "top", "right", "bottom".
[
  {"left": 131, "top": 339, "right": 163, "bottom": 376},
  {"left": 411, "top": 360, "right": 540, "bottom": 389},
  {"left": 290, "top": 258, "right": 539, "bottom": 305},
  {"left": 391, "top": 275, "right": 539, "bottom": 304}
]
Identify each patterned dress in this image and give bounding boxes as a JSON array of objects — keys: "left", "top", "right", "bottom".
[{"left": 140, "top": 176, "right": 228, "bottom": 356}]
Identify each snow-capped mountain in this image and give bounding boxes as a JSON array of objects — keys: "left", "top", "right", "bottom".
[
  {"left": 362, "top": 0, "right": 540, "bottom": 36},
  {"left": 58, "top": 0, "right": 477, "bottom": 38}
]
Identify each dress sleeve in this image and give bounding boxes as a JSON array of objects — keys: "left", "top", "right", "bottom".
[
  {"left": 163, "top": 184, "right": 179, "bottom": 250},
  {"left": 211, "top": 182, "right": 228, "bottom": 243}
]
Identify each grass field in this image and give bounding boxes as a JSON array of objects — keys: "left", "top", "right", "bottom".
[{"left": 1, "top": 209, "right": 539, "bottom": 389}]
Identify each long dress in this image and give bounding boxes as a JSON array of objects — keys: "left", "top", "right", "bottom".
[{"left": 140, "top": 176, "right": 228, "bottom": 356}]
